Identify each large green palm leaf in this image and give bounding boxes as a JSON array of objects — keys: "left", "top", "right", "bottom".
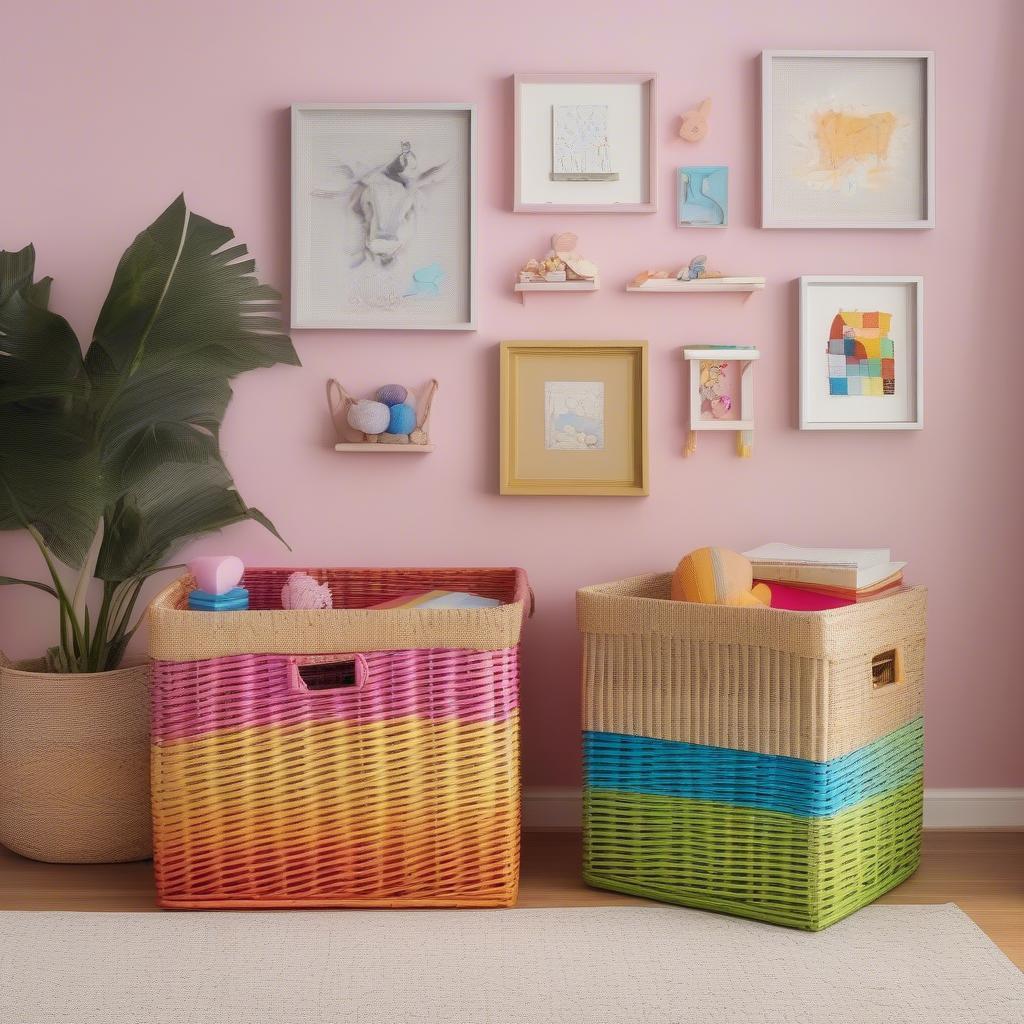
[{"left": 0, "top": 196, "right": 300, "bottom": 670}]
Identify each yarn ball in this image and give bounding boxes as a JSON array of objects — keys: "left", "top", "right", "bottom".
[
  {"left": 281, "top": 571, "right": 333, "bottom": 610},
  {"left": 671, "top": 547, "right": 771, "bottom": 608},
  {"left": 387, "top": 402, "right": 416, "bottom": 435},
  {"left": 375, "top": 384, "right": 408, "bottom": 407},
  {"left": 347, "top": 399, "right": 391, "bottom": 435}
]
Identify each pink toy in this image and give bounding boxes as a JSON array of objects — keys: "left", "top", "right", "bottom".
[
  {"left": 188, "top": 555, "right": 245, "bottom": 596},
  {"left": 281, "top": 571, "right": 334, "bottom": 610},
  {"left": 678, "top": 98, "right": 711, "bottom": 142}
]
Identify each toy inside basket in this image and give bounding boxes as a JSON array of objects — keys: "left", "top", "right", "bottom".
[{"left": 148, "top": 566, "right": 530, "bottom": 909}]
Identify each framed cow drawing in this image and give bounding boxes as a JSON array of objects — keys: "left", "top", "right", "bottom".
[{"left": 291, "top": 103, "right": 476, "bottom": 330}]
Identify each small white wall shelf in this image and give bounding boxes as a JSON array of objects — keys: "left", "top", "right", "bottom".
[
  {"left": 627, "top": 276, "right": 765, "bottom": 293},
  {"left": 683, "top": 347, "right": 761, "bottom": 458},
  {"left": 515, "top": 278, "right": 600, "bottom": 303},
  {"left": 334, "top": 443, "right": 434, "bottom": 453}
]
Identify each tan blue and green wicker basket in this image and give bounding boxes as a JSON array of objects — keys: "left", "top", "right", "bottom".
[{"left": 578, "top": 575, "right": 927, "bottom": 931}]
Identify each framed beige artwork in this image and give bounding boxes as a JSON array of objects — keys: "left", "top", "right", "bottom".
[{"left": 499, "top": 341, "right": 648, "bottom": 496}]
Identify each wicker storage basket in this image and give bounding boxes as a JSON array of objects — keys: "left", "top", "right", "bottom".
[
  {"left": 149, "top": 567, "right": 529, "bottom": 909},
  {"left": 578, "top": 576, "right": 927, "bottom": 930},
  {"left": 579, "top": 574, "right": 926, "bottom": 761},
  {"left": 584, "top": 777, "right": 923, "bottom": 930}
]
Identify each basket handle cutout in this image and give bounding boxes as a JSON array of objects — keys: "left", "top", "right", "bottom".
[
  {"left": 290, "top": 654, "right": 368, "bottom": 693},
  {"left": 871, "top": 648, "right": 904, "bottom": 690}
]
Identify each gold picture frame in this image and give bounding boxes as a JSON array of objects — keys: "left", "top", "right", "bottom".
[{"left": 500, "top": 340, "right": 649, "bottom": 496}]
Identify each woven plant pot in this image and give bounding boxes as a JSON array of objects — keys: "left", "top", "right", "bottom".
[{"left": 0, "top": 658, "right": 152, "bottom": 863}]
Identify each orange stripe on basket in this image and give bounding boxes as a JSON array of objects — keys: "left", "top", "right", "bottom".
[{"left": 152, "top": 714, "right": 520, "bottom": 907}]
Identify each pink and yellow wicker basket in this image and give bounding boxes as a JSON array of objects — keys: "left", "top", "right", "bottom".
[{"left": 148, "top": 567, "right": 530, "bottom": 909}]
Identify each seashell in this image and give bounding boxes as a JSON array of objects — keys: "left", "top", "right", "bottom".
[
  {"left": 387, "top": 402, "right": 416, "bottom": 435},
  {"left": 281, "top": 571, "right": 333, "bottom": 610},
  {"left": 375, "top": 384, "right": 408, "bottom": 407},
  {"left": 188, "top": 555, "right": 244, "bottom": 596},
  {"left": 347, "top": 399, "right": 391, "bottom": 435},
  {"left": 562, "top": 255, "right": 598, "bottom": 281},
  {"left": 552, "top": 231, "right": 578, "bottom": 255}
]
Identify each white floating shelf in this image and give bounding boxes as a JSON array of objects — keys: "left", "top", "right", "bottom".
[
  {"left": 334, "top": 443, "right": 434, "bottom": 453},
  {"left": 683, "top": 347, "right": 761, "bottom": 361},
  {"left": 515, "top": 278, "right": 600, "bottom": 302},
  {"left": 627, "top": 276, "right": 765, "bottom": 293}
]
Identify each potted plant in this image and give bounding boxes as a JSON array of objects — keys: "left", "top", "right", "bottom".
[{"left": 0, "top": 196, "right": 299, "bottom": 862}]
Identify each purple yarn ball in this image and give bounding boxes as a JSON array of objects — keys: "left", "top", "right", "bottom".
[{"left": 375, "top": 384, "right": 408, "bottom": 407}]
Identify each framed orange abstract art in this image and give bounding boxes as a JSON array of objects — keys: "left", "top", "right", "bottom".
[{"left": 761, "top": 52, "right": 934, "bottom": 229}]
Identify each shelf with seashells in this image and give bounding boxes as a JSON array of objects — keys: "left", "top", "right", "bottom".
[
  {"left": 327, "top": 378, "right": 438, "bottom": 452},
  {"left": 515, "top": 232, "right": 599, "bottom": 301}
]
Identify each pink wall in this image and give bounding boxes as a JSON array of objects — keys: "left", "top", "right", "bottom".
[{"left": 3, "top": 0, "right": 1022, "bottom": 788}]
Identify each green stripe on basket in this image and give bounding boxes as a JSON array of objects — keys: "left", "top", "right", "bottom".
[{"left": 584, "top": 775, "right": 923, "bottom": 931}]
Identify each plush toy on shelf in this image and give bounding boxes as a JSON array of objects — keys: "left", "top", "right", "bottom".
[
  {"left": 327, "top": 378, "right": 438, "bottom": 450},
  {"left": 516, "top": 232, "right": 599, "bottom": 288}
]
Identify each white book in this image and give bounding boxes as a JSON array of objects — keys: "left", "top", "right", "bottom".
[
  {"left": 744, "top": 543, "right": 891, "bottom": 570},
  {"left": 749, "top": 560, "right": 906, "bottom": 591}
]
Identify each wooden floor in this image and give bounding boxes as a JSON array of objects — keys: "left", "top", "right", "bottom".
[{"left": 1, "top": 830, "right": 1021, "bottom": 968}]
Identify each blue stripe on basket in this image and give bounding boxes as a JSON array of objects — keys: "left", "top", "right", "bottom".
[{"left": 583, "top": 718, "right": 923, "bottom": 819}]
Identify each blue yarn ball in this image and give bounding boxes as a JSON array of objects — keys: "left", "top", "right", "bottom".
[
  {"left": 387, "top": 402, "right": 416, "bottom": 435},
  {"left": 376, "top": 384, "right": 408, "bottom": 407}
]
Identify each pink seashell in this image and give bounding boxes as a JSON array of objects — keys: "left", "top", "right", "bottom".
[
  {"left": 281, "top": 571, "right": 333, "bottom": 610},
  {"left": 188, "top": 555, "right": 244, "bottom": 596}
]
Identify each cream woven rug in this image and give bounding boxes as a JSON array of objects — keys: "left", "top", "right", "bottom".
[{"left": 1, "top": 904, "right": 1021, "bottom": 1023}]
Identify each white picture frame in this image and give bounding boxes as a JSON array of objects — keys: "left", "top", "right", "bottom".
[
  {"left": 513, "top": 74, "right": 657, "bottom": 214},
  {"left": 762, "top": 51, "right": 935, "bottom": 229},
  {"left": 799, "top": 276, "right": 924, "bottom": 430},
  {"left": 291, "top": 103, "right": 476, "bottom": 330}
]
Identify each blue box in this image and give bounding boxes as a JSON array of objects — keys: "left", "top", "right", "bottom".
[{"left": 187, "top": 587, "right": 250, "bottom": 611}]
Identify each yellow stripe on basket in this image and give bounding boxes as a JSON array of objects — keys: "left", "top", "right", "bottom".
[{"left": 152, "top": 713, "right": 521, "bottom": 905}]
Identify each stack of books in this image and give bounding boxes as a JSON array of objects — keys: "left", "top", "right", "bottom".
[{"left": 743, "top": 543, "right": 905, "bottom": 603}]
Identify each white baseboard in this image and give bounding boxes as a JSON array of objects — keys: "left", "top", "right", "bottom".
[
  {"left": 523, "top": 787, "right": 1024, "bottom": 831},
  {"left": 922, "top": 789, "right": 1024, "bottom": 829}
]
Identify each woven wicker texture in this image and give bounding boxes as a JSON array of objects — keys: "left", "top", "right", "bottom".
[
  {"left": 150, "top": 567, "right": 530, "bottom": 660},
  {"left": 0, "top": 660, "right": 152, "bottom": 863},
  {"left": 579, "top": 575, "right": 926, "bottom": 761},
  {"left": 584, "top": 717, "right": 922, "bottom": 818},
  {"left": 584, "top": 776, "right": 923, "bottom": 931},
  {"left": 150, "top": 568, "right": 526, "bottom": 908}
]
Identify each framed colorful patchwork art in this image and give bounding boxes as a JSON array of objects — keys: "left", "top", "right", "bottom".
[{"left": 799, "top": 276, "right": 923, "bottom": 430}]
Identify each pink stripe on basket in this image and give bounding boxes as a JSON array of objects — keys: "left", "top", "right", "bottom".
[{"left": 152, "top": 648, "right": 520, "bottom": 743}]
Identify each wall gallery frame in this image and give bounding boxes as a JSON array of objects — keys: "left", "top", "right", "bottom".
[
  {"left": 799, "top": 276, "right": 924, "bottom": 430},
  {"left": 513, "top": 74, "right": 657, "bottom": 213},
  {"left": 500, "top": 341, "right": 649, "bottom": 495},
  {"left": 291, "top": 103, "right": 476, "bottom": 330},
  {"left": 762, "top": 51, "right": 935, "bottom": 229},
  {"left": 677, "top": 166, "right": 728, "bottom": 227}
]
